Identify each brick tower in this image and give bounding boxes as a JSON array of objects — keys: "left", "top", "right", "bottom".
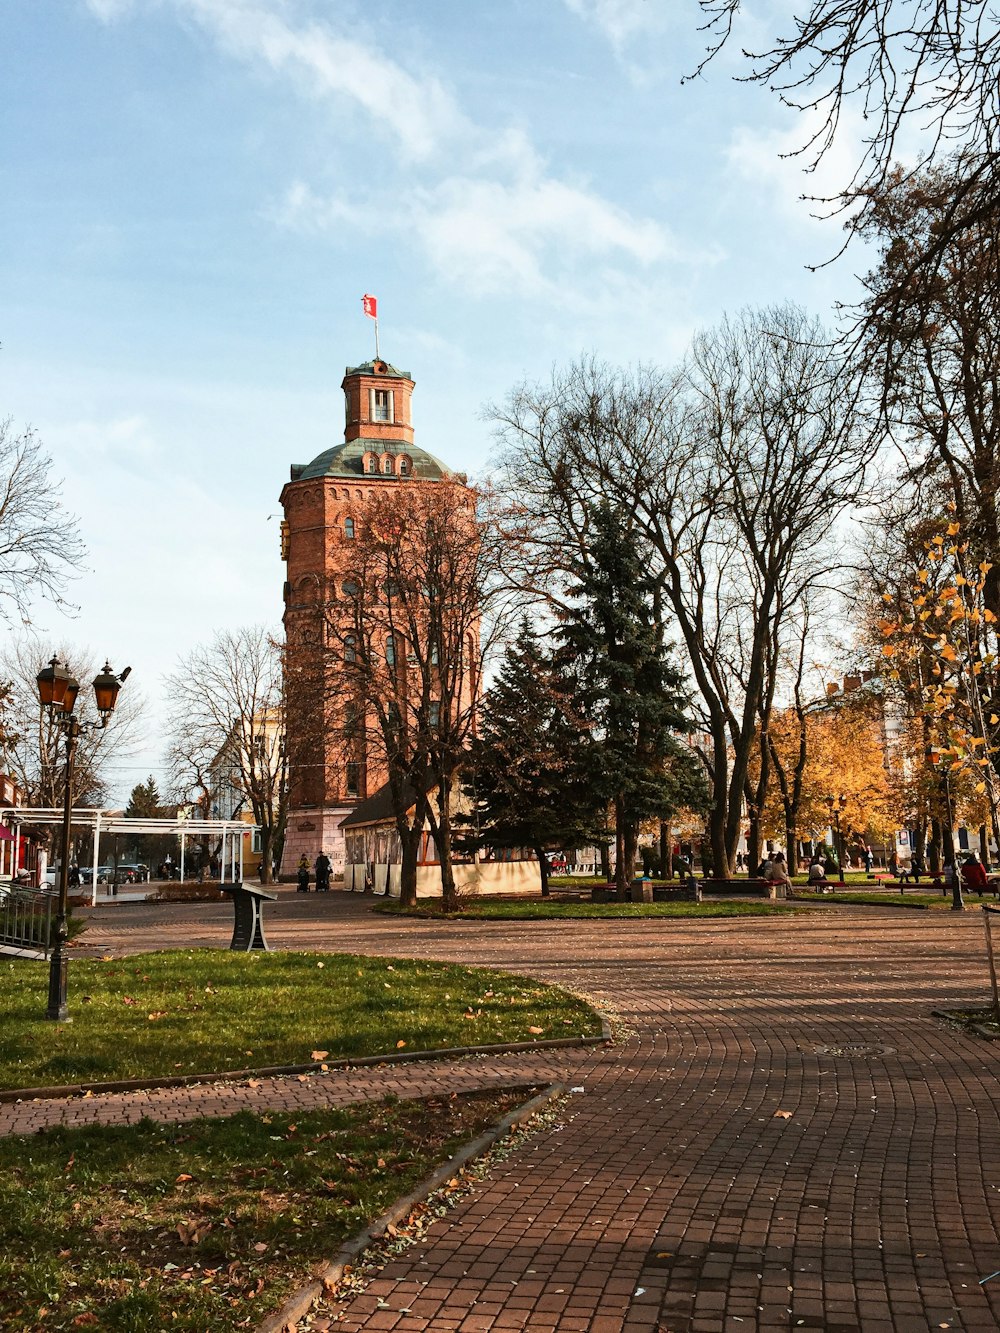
[{"left": 279, "top": 357, "right": 456, "bottom": 876}]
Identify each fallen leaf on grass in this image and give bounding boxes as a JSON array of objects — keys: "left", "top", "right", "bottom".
[
  {"left": 311, "top": 1050, "right": 329, "bottom": 1061},
  {"left": 396, "top": 1040, "right": 407, "bottom": 1048},
  {"left": 177, "top": 1221, "right": 212, "bottom": 1246},
  {"left": 147, "top": 1011, "right": 168, "bottom": 1021},
  {"left": 121, "top": 996, "right": 136, "bottom": 1006},
  {"left": 529, "top": 1026, "right": 545, "bottom": 1035},
  {"left": 175, "top": 1173, "right": 193, "bottom": 1184},
  {"left": 253, "top": 1242, "right": 269, "bottom": 1253}
]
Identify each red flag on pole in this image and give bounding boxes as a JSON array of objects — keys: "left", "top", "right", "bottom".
[{"left": 362, "top": 294, "right": 378, "bottom": 319}]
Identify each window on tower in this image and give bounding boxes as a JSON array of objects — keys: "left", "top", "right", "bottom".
[
  {"left": 344, "top": 517, "right": 355, "bottom": 539},
  {"left": 344, "top": 635, "right": 357, "bottom": 663},
  {"left": 366, "top": 456, "right": 378, "bottom": 474},
  {"left": 346, "top": 763, "right": 360, "bottom": 797},
  {"left": 374, "top": 389, "right": 391, "bottom": 421},
  {"left": 399, "top": 457, "right": 410, "bottom": 476},
  {"left": 383, "top": 456, "right": 394, "bottom": 475}
]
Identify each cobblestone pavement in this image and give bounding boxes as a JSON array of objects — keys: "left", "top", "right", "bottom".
[{"left": 15, "top": 891, "right": 1000, "bottom": 1331}]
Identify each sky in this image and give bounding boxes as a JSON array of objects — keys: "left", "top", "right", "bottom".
[{"left": 2, "top": 0, "right": 878, "bottom": 801}]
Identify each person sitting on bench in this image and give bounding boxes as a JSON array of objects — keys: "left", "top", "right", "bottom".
[
  {"left": 807, "top": 854, "right": 830, "bottom": 892},
  {"left": 962, "top": 853, "right": 990, "bottom": 897}
]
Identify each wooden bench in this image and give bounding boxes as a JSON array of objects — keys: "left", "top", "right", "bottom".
[{"left": 700, "top": 877, "right": 782, "bottom": 898}]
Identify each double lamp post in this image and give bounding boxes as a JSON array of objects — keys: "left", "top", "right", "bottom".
[
  {"left": 825, "top": 793, "right": 848, "bottom": 885},
  {"left": 35, "top": 656, "right": 129, "bottom": 1022}
]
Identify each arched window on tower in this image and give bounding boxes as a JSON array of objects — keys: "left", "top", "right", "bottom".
[
  {"left": 366, "top": 456, "right": 378, "bottom": 474},
  {"left": 344, "top": 634, "right": 357, "bottom": 663},
  {"left": 398, "top": 456, "right": 410, "bottom": 476},
  {"left": 344, "top": 517, "right": 355, "bottom": 539},
  {"left": 383, "top": 456, "right": 394, "bottom": 475},
  {"left": 386, "top": 637, "right": 395, "bottom": 665}
]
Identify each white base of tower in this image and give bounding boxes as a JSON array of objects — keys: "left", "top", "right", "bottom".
[{"left": 281, "top": 807, "right": 351, "bottom": 879}]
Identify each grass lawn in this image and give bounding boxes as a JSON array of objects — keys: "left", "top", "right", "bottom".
[
  {"left": 0, "top": 1089, "right": 528, "bottom": 1332},
  {"left": 375, "top": 899, "right": 799, "bottom": 920},
  {"left": 0, "top": 951, "right": 600, "bottom": 1091},
  {"left": 791, "top": 889, "right": 955, "bottom": 910}
]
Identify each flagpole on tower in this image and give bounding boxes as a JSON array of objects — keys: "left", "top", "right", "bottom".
[{"left": 362, "top": 294, "right": 380, "bottom": 359}]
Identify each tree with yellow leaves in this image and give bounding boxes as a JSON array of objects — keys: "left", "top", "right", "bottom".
[
  {"left": 880, "top": 508, "right": 1000, "bottom": 896},
  {"left": 762, "top": 697, "right": 896, "bottom": 863}
]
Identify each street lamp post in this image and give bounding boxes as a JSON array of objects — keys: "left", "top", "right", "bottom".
[
  {"left": 35, "top": 657, "right": 129, "bottom": 1022},
  {"left": 826, "top": 793, "right": 848, "bottom": 886}
]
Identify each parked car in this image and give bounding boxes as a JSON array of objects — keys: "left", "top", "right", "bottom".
[
  {"left": 111, "top": 864, "right": 148, "bottom": 885},
  {"left": 77, "top": 866, "right": 112, "bottom": 885}
]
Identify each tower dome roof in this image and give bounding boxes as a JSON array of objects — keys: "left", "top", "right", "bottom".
[{"left": 290, "top": 439, "right": 452, "bottom": 482}]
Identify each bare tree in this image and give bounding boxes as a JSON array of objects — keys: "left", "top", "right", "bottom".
[
  {"left": 0, "top": 637, "right": 143, "bottom": 807},
  {"left": 493, "top": 305, "right": 869, "bottom": 877},
  {"left": 857, "top": 163, "right": 1000, "bottom": 610},
  {"left": 0, "top": 419, "right": 85, "bottom": 625},
  {"left": 164, "top": 626, "right": 287, "bottom": 884},
  {"left": 328, "top": 479, "right": 514, "bottom": 910},
  {"left": 691, "top": 1, "right": 1000, "bottom": 251}
]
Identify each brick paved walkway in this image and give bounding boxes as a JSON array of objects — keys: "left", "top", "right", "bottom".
[{"left": 14, "top": 892, "right": 1000, "bottom": 1330}]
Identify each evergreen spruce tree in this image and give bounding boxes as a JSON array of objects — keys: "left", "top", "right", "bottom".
[
  {"left": 462, "top": 620, "right": 608, "bottom": 895},
  {"left": 124, "top": 776, "right": 161, "bottom": 819},
  {"left": 556, "top": 503, "right": 705, "bottom": 898}
]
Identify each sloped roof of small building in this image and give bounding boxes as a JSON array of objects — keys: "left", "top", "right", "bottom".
[
  {"left": 290, "top": 439, "right": 452, "bottom": 482},
  {"left": 340, "top": 778, "right": 423, "bottom": 829}
]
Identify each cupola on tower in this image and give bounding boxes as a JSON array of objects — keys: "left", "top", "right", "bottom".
[{"left": 279, "top": 357, "right": 457, "bottom": 876}]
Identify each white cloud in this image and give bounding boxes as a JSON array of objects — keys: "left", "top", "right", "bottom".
[
  {"left": 563, "top": 0, "right": 665, "bottom": 54},
  {"left": 725, "top": 104, "right": 872, "bottom": 223},
  {"left": 179, "top": 0, "right": 470, "bottom": 161},
  {"left": 84, "top": 0, "right": 135, "bottom": 20},
  {"left": 88, "top": 0, "right": 693, "bottom": 302},
  {"left": 274, "top": 169, "right": 686, "bottom": 301}
]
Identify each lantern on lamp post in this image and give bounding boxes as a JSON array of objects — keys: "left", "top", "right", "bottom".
[{"left": 35, "top": 657, "right": 129, "bottom": 1021}]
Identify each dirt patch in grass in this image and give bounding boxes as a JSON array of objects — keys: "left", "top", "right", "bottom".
[{"left": 0, "top": 1088, "right": 533, "bottom": 1332}]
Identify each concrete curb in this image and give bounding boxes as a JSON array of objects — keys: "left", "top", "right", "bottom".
[
  {"left": 0, "top": 1016, "right": 611, "bottom": 1105},
  {"left": 254, "top": 1081, "right": 567, "bottom": 1333},
  {"left": 931, "top": 1007, "right": 1000, "bottom": 1040}
]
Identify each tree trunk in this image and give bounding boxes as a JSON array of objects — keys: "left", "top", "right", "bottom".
[
  {"left": 259, "top": 830, "right": 275, "bottom": 885},
  {"left": 980, "top": 823, "right": 991, "bottom": 872},
  {"left": 614, "top": 796, "right": 628, "bottom": 900},
  {"left": 436, "top": 779, "right": 458, "bottom": 912},
  {"left": 660, "top": 820, "right": 672, "bottom": 879},
  {"left": 747, "top": 815, "right": 761, "bottom": 876},
  {"left": 927, "top": 818, "right": 941, "bottom": 874},
  {"left": 624, "top": 822, "right": 640, "bottom": 890},
  {"left": 397, "top": 821, "right": 421, "bottom": 908},
  {"left": 600, "top": 841, "right": 611, "bottom": 882},
  {"left": 785, "top": 813, "right": 797, "bottom": 875}
]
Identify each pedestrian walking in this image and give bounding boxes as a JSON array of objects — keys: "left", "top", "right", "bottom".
[{"left": 315, "top": 851, "right": 331, "bottom": 893}]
